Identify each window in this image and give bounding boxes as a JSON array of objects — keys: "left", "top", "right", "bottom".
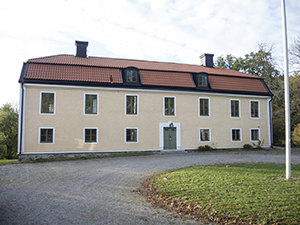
[
  {"left": 250, "top": 101, "right": 259, "bottom": 118},
  {"left": 126, "top": 95, "right": 138, "bottom": 115},
  {"left": 200, "top": 129, "right": 210, "bottom": 142},
  {"left": 85, "top": 94, "right": 98, "bottom": 115},
  {"left": 39, "top": 128, "right": 54, "bottom": 144},
  {"left": 40, "top": 92, "right": 55, "bottom": 114},
  {"left": 84, "top": 128, "right": 98, "bottom": 143},
  {"left": 230, "top": 100, "right": 240, "bottom": 118},
  {"left": 198, "top": 75, "right": 208, "bottom": 87},
  {"left": 126, "top": 70, "right": 138, "bottom": 82},
  {"left": 251, "top": 129, "right": 260, "bottom": 141},
  {"left": 164, "top": 97, "right": 175, "bottom": 116},
  {"left": 231, "top": 129, "right": 241, "bottom": 141},
  {"left": 125, "top": 128, "right": 138, "bottom": 143},
  {"left": 199, "top": 98, "right": 209, "bottom": 116}
]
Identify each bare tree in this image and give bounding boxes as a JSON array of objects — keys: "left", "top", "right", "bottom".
[{"left": 290, "top": 34, "right": 300, "bottom": 72}]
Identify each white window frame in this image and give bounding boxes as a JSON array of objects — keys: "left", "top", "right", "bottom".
[
  {"left": 125, "top": 127, "right": 139, "bottom": 143},
  {"left": 163, "top": 96, "right": 176, "bottom": 117},
  {"left": 231, "top": 128, "right": 242, "bottom": 142},
  {"left": 199, "top": 97, "right": 210, "bottom": 117},
  {"left": 250, "top": 128, "right": 260, "bottom": 142},
  {"left": 83, "top": 127, "right": 98, "bottom": 144},
  {"left": 230, "top": 99, "right": 241, "bottom": 118},
  {"left": 125, "top": 94, "right": 139, "bottom": 116},
  {"left": 199, "top": 128, "right": 211, "bottom": 142},
  {"left": 84, "top": 93, "right": 99, "bottom": 116},
  {"left": 40, "top": 91, "right": 56, "bottom": 115},
  {"left": 250, "top": 100, "right": 260, "bottom": 119},
  {"left": 38, "top": 127, "right": 55, "bottom": 144}
]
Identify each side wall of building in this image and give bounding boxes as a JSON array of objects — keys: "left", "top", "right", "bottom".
[{"left": 20, "top": 84, "right": 271, "bottom": 153}]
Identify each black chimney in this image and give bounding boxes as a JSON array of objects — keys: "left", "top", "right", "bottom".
[
  {"left": 200, "top": 53, "right": 214, "bottom": 68},
  {"left": 75, "top": 41, "right": 89, "bottom": 58}
]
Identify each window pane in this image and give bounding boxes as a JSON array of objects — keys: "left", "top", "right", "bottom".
[
  {"left": 85, "top": 129, "right": 97, "bottom": 143},
  {"left": 231, "top": 100, "right": 239, "bottom": 117},
  {"left": 40, "top": 129, "right": 53, "bottom": 143},
  {"left": 200, "top": 129, "right": 210, "bottom": 141},
  {"left": 126, "top": 70, "right": 137, "bottom": 82},
  {"left": 198, "top": 76, "right": 207, "bottom": 87},
  {"left": 40, "top": 129, "right": 47, "bottom": 142},
  {"left": 126, "top": 96, "right": 137, "bottom": 115},
  {"left": 91, "top": 129, "right": 97, "bottom": 142},
  {"left": 251, "top": 129, "right": 259, "bottom": 141},
  {"left": 85, "top": 94, "right": 97, "bottom": 114},
  {"left": 41, "top": 93, "right": 54, "bottom": 113},
  {"left": 126, "top": 129, "right": 137, "bottom": 142},
  {"left": 200, "top": 99, "right": 209, "bottom": 116},
  {"left": 251, "top": 101, "right": 259, "bottom": 118},
  {"left": 232, "top": 129, "right": 240, "bottom": 141},
  {"left": 165, "top": 97, "right": 175, "bottom": 116}
]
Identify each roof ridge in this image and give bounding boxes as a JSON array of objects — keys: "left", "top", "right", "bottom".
[
  {"left": 27, "top": 54, "right": 70, "bottom": 62},
  {"left": 89, "top": 55, "right": 202, "bottom": 67}
]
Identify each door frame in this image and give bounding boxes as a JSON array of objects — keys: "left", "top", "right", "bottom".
[{"left": 159, "top": 122, "right": 181, "bottom": 150}]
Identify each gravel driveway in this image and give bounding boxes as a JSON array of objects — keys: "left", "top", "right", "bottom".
[{"left": 1, "top": 150, "right": 300, "bottom": 225}]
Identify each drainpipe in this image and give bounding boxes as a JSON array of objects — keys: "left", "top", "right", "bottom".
[
  {"left": 18, "top": 63, "right": 28, "bottom": 159},
  {"left": 268, "top": 98, "right": 273, "bottom": 148},
  {"left": 18, "top": 84, "right": 24, "bottom": 157}
]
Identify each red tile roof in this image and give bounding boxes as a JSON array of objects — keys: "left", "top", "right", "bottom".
[
  {"left": 26, "top": 64, "right": 122, "bottom": 83},
  {"left": 27, "top": 54, "right": 259, "bottom": 79},
  {"left": 209, "top": 76, "right": 269, "bottom": 93},
  {"left": 140, "top": 70, "right": 195, "bottom": 88},
  {"left": 23, "top": 54, "right": 270, "bottom": 95}
]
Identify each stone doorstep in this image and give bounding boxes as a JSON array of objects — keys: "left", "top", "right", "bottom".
[
  {"left": 160, "top": 149, "right": 187, "bottom": 154},
  {"left": 18, "top": 150, "right": 158, "bottom": 162}
]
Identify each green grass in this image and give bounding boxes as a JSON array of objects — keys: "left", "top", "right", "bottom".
[
  {"left": 150, "top": 164, "right": 300, "bottom": 224},
  {"left": 0, "top": 152, "right": 152, "bottom": 166},
  {"left": 0, "top": 158, "right": 18, "bottom": 165}
]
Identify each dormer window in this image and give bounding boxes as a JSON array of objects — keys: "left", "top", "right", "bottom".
[
  {"left": 193, "top": 73, "right": 210, "bottom": 89},
  {"left": 198, "top": 75, "right": 208, "bottom": 87},
  {"left": 123, "top": 68, "right": 141, "bottom": 86},
  {"left": 126, "top": 70, "right": 138, "bottom": 82}
]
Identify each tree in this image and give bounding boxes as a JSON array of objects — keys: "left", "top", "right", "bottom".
[
  {"left": 215, "top": 54, "right": 243, "bottom": 71},
  {"left": 289, "top": 74, "right": 300, "bottom": 128},
  {"left": 290, "top": 34, "right": 300, "bottom": 72},
  {"left": 0, "top": 103, "right": 18, "bottom": 159}
]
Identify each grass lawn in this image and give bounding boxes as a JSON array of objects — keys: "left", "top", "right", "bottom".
[
  {"left": 0, "top": 158, "right": 18, "bottom": 165},
  {"left": 144, "top": 164, "right": 300, "bottom": 224}
]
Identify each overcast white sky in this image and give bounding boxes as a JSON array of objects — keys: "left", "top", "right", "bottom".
[{"left": 0, "top": 0, "right": 299, "bottom": 107}]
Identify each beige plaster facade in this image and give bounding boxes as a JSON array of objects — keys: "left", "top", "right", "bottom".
[{"left": 20, "top": 84, "right": 272, "bottom": 154}]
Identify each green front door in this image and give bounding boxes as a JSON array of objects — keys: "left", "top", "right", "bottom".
[{"left": 164, "top": 127, "right": 177, "bottom": 149}]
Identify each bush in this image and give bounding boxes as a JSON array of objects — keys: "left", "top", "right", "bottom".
[
  {"left": 292, "top": 123, "right": 300, "bottom": 147},
  {"left": 198, "top": 145, "right": 211, "bottom": 151},
  {"left": 252, "top": 140, "right": 263, "bottom": 149},
  {"left": 243, "top": 144, "right": 253, "bottom": 150}
]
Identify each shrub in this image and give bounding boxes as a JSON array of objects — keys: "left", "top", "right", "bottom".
[
  {"left": 243, "top": 144, "right": 253, "bottom": 150},
  {"left": 252, "top": 140, "right": 263, "bottom": 149},
  {"left": 198, "top": 145, "right": 211, "bottom": 151},
  {"left": 292, "top": 123, "right": 300, "bottom": 147}
]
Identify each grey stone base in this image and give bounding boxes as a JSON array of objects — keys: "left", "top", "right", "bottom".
[{"left": 18, "top": 151, "right": 156, "bottom": 162}]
